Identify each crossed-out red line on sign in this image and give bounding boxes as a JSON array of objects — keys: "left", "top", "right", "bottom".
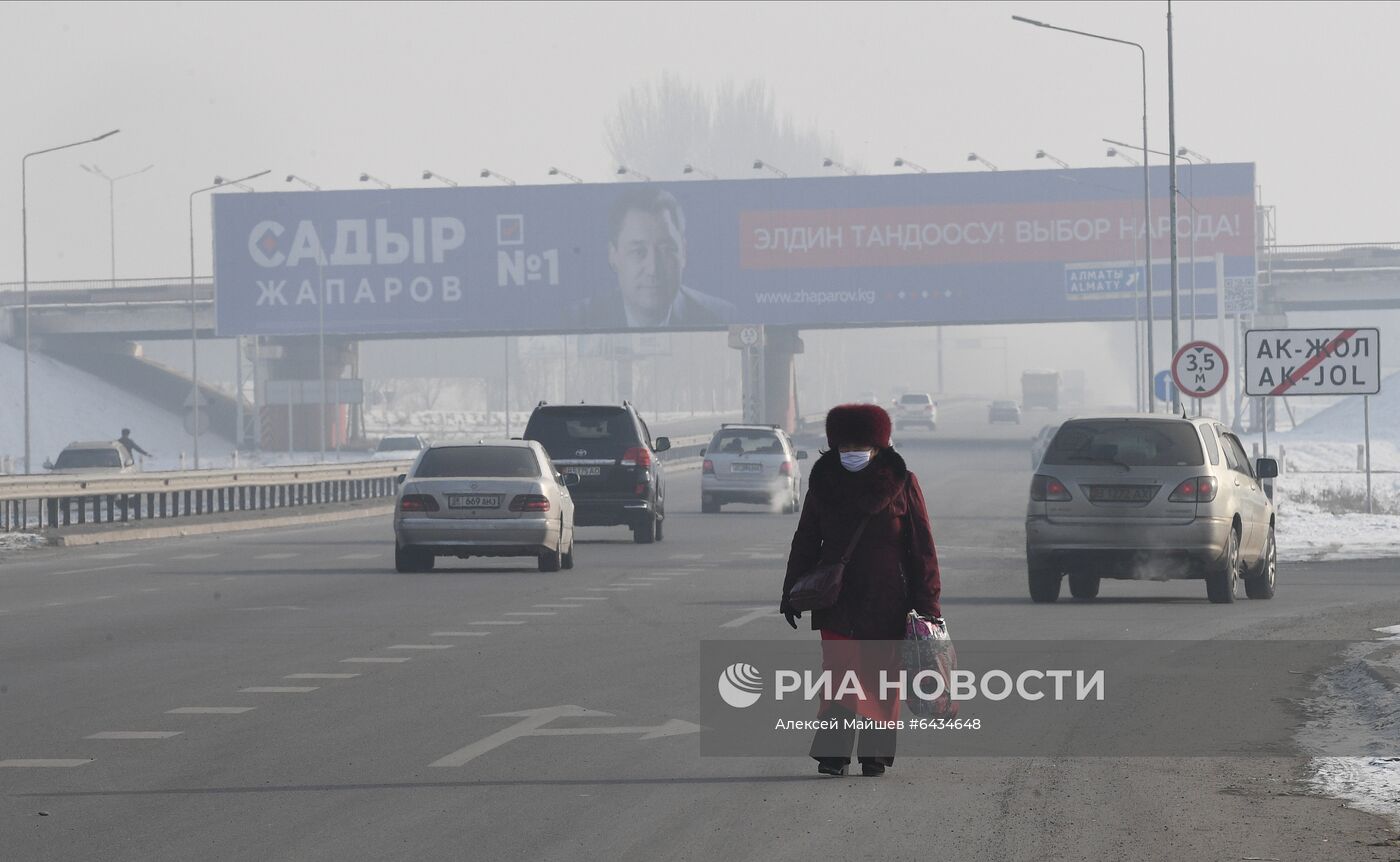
[{"left": 1268, "top": 328, "right": 1358, "bottom": 396}]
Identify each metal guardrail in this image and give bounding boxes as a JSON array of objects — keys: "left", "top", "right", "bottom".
[{"left": 0, "top": 460, "right": 411, "bottom": 533}]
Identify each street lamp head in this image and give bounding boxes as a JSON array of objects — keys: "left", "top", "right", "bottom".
[
  {"left": 213, "top": 176, "right": 226, "bottom": 186},
  {"left": 1011, "top": 14, "right": 1046, "bottom": 27},
  {"left": 616, "top": 166, "right": 628, "bottom": 175},
  {"left": 92, "top": 129, "right": 121, "bottom": 142},
  {"left": 967, "top": 153, "right": 978, "bottom": 162},
  {"left": 422, "top": 170, "right": 433, "bottom": 180},
  {"left": 1106, "top": 147, "right": 1118, "bottom": 158},
  {"left": 753, "top": 160, "right": 764, "bottom": 170},
  {"left": 480, "top": 169, "right": 490, "bottom": 178},
  {"left": 893, "top": 157, "right": 905, "bottom": 167},
  {"left": 822, "top": 157, "right": 834, "bottom": 167},
  {"left": 1035, "top": 150, "right": 1047, "bottom": 159},
  {"left": 359, "top": 172, "right": 370, "bottom": 182},
  {"left": 682, "top": 164, "right": 694, "bottom": 174},
  {"left": 285, "top": 174, "right": 295, "bottom": 183},
  {"left": 548, "top": 167, "right": 560, "bottom": 176}
]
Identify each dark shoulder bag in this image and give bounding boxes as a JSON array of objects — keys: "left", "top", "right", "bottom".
[{"left": 785, "top": 515, "right": 872, "bottom": 612}]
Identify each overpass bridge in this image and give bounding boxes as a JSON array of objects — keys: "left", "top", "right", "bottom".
[{"left": 2, "top": 244, "right": 1396, "bottom": 450}]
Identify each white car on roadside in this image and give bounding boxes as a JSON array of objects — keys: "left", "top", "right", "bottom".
[{"left": 43, "top": 441, "right": 139, "bottom": 475}]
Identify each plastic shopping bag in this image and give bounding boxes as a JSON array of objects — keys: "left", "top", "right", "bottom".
[{"left": 903, "top": 611, "right": 958, "bottom": 720}]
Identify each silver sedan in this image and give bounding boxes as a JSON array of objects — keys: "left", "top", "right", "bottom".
[{"left": 394, "top": 440, "right": 578, "bottom": 573}]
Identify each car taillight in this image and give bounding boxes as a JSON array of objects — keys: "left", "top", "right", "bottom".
[
  {"left": 509, "top": 494, "right": 551, "bottom": 512},
  {"left": 779, "top": 461, "right": 792, "bottom": 476},
  {"left": 1030, "top": 474, "right": 1072, "bottom": 502},
  {"left": 621, "top": 446, "right": 652, "bottom": 468},
  {"left": 400, "top": 494, "right": 439, "bottom": 512},
  {"left": 1169, "top": 477, "right": 1218, "bottom": 502},
  {"left": 702, "top": 459, "right": 714, "bottom": 475}
]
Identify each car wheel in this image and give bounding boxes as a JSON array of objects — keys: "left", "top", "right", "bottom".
[
  {"left": 1068, "top": 573, "right": 1100, "bottom": 600},
  {"left": 655, "top": 513, "right": 665, "bottom": 542},
  {"left": 395, "top": 545, "right": 433, "bottom": 573},
  {"left": 633, "top": 516, "right": 657, "bottom": 544},
  {"left": 561, "top": 540, "right": 575, "bottom": 569},
  {"left": 1028, "top": 563, "right": 1062, "bottom": 603},
  {"left": 702, "top": 497, "right": 720, "bottom": 514},
  {"left": 1206, "top": 527, "right": 1241, "bottom": 604},
  {"left": 1244, "top": 525, "right": 1276, "bottom": 600},
  {"left": 538, "top": 546, "right": 562, "bottom": 572}
]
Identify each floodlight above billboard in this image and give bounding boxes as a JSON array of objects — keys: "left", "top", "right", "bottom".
[{"left": 213, "top": 164, "right": 1256, "bottom": 337}]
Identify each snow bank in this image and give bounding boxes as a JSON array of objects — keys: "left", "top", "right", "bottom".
[
  {"left": 0, "top": 532, "right": 47, "bottom": 551},
  {"left": 0, "top": 341, "right": 233, "bottom": 474}
]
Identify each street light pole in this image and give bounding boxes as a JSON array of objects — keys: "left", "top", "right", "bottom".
[
  {"left": 1012, "top": 14, "right": 1156, "bottom": 411},
  {"left": 21, "top": 129, "right": 119, "bottom": 475},
  {"left": 189, "top": 169, "right": 269, "bottom": 470},
  {"left": 81, "top": 162, "right": 153, "bottom": 288},
  {"left": 1167, "top": 0, "right": 1181, "bottom": 413}
]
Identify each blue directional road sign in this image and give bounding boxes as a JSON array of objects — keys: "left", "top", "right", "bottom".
[{"left": 1155, "top": 369, "right": 1177, "bottom": 403}]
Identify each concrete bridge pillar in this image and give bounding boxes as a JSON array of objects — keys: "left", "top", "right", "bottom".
[{"left": 259, "top": 336, "right": 355, "bottom": 452}]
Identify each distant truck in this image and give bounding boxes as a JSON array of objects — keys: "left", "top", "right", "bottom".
[{"left": 1021, "top": 370, "right": 1061, "bottom": 411}]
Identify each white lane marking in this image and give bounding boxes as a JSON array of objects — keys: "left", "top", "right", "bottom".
[
  {"left": 584, "top": 587, "right": 632, "bottom": 592},
  {"left": 44, "top": 602, "right": 68, "bottom": 607},
  {"left": 93, "top": 596, "right": 117, "bottom": 601},
  {"left": 341, "top": 657, "right": 412, "bottom": 663},
  {"left": 0, "top": 759, "right": 92, "bottom": 768},
  {"left": 467, "top": 620, "right": 526, "bottom": 625},
  {"left": 85, "top": 731, "right": 181, "bottom": 740},
  {"left": 51, "top": 563, "right": 148, "bottom": 576},
  {"left": 387, "top": 644, "right": 455, "bottom": 650},
  {"left": 532, "top": 604, "right": 584, "bottom": 609},
  {"left": 139, "top": 588, "right": 160, "bottom": 593},
  {"left": 720, "top": 608, "right": 781, "bottom": 628},
  {"left": 285, "top": 673, "right": 360, "bottom": 679},
  {"left": 171, "top": 553, "right": 220, "bottom": 560},
  {"left": 668, "top": 554, "right": 705, "bottom": 560},
  {"left": 644, "top": 571, "right": 691, "bottom": 576},
  {"left": 615, "top": 582, "right": 657, "bottom": 587},
  {"left": 232, "top": 606, "right": 306, "bottom": 612},
  {"left": 627, "top": 577, "right": 672, "bottom": 581},
  {"left": 431, "top": 632, "right": 493, "bottom": 637},
  {"left": 166, "top": 707, "right": 255, "bottom": 714},
  {"left": 254, "top": 553, "right": 299, "bottom": 560},
  {"left": 239, "top": 686, "right": 319, "bottom": 693},
  {"left": 559, "top": 597, "right": 609, "bottom": 601},
  {"left": 505, "top": 611, "right": 557, "bottom": 616},
  {"left": 338, "top": 552, "right": 382, "bottom": 560},
  {"left": 428, "top": 706, "right": 699, "bottom": 768},
  {"left": 746, "top": 552, "right": 786, "bottom": 560}
]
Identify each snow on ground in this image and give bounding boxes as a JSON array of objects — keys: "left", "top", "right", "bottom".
[
  {"left": 0, "top": 532, "right": 47, "bottom": 551},
  {"left": 1236, "top": 380, "right": 1400, "bottom": 561},
  {"left": 0, "top": 341, "right": 234, "bottom": 474}
]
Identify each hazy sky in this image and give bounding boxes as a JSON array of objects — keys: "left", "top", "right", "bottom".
[{"left": 2, "top": 0, "right": 1396, "bottom": 283}]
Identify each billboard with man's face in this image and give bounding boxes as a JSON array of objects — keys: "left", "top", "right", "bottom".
[{"left": 212, "top": 163, "right": 1256, "bottom": 337}]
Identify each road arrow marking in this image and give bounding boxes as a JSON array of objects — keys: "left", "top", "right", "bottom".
[
  {"left": 720, "top": 607, "right": 780, "bottom": 628},
  {"left": 428, "top": 705, "right": 699, "bottom": 767}
]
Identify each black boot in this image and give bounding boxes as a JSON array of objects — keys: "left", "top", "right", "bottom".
[
  {"left": 861, "top": 762, "right": 886, "bottom": 777},
  {"left": 817, "top": 759, "right": 848, "bottom": 777}
]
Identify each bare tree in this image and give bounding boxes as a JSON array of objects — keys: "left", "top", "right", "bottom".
[{"left": 606, "top": 75, "right": 844, "bottom": 181}]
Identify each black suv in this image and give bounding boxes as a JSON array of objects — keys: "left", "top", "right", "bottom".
[{"left": 523, "top": 402, "right": 670, "bottom": 544}]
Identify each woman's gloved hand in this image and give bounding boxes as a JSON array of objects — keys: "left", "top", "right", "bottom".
[{"left": 780, "top": 599, "right": 802, "bottom": 629}]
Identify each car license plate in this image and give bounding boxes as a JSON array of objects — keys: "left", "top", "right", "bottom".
[
  {"left": 446, "top": 494, "right": 502, "bottom": 509},
  {"left": 1088, "top": 485, "right": 1156, "bottom": 503},
  {"left": 730, "top": 463, "right": 762, "bottom": 473},
  {"left": 573, "top": 466, "right": 602, "bottom": 476}
]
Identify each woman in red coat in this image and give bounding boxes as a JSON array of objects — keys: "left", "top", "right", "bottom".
[{"left": 780, "top": 403, "right": 942, "bottom": 777}]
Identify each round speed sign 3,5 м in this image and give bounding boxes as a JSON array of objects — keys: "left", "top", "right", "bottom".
[{"left": 1171, "top": 340, "right": 1228, "bottom": 399}]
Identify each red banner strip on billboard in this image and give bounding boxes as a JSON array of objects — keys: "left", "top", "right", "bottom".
[{"left": 1268, "top": 328, "right": 1358, "bottom": 396}]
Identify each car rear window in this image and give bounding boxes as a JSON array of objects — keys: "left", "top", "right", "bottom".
[
  {"left": 413, "top": 447, "right": 540, "bottom": 478},
  {"left": 900, "top": 394, "right": 931, "bottom": 405},
  {"left": 54, "top": 448, "right": 122, "bottom": 468},
  {"left": 709, "top": 430, "right": 785, "bottom": 456},
  {"left": 377, "top": 437, "right": 422, "bottom": 451},
  {"left": 1043, "top": 419, "right": 1204, "bottom": 467},
  {"left": 524, "top": 408, "right": 639, "bottom": 458}
]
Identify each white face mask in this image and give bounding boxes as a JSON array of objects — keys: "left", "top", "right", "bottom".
[{"left": 839, "top": 450, "right": 873, "bottom": 472}]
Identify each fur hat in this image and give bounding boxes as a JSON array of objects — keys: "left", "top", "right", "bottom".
[{"left": 825, "top": 403, "right": 892, "bottom": 450}]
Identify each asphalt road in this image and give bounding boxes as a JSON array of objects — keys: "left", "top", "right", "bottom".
[{"left": 3, "top": 438, "right": 1398, "bottom": 861}]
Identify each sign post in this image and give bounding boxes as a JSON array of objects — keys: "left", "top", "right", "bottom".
[{"left": 1245, "top": 327, "right": 1382, "bottom": 497}]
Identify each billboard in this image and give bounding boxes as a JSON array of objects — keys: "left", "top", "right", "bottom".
[{"left": 213, "top": 164, "right": 1256, "bottom": 337}]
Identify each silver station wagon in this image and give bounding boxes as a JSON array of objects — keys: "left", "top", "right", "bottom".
[
  {"left": 394, "top": 440, "right": 578, "bottom": 573},
  {"left": 1025, "top": 415, "right": 1278, "bottom": 604}
]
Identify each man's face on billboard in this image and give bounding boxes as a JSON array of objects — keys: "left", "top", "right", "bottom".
[{"left": 608, "top": 207, "right": 685, "bottom": 321}]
